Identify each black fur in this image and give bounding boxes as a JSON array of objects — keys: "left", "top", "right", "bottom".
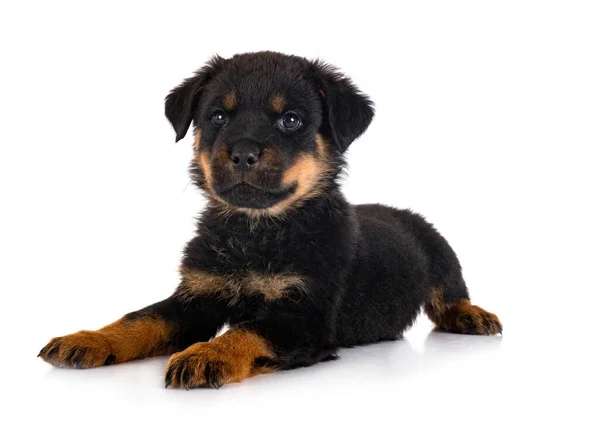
[
  {"left": 165, "top": 56, "right": 227, "bottom": 142},
  {"left": 309, "top": 60, "right": 374, "bottom": 152},
  {"left": 161, "top": 52, "right": 470, "bottom": 367},
  {"left": 40, "top": 52, "right": 499, "bottom": 385}
]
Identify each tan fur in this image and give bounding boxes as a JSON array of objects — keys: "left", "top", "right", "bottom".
[
  {"left": 223, "top": 91, "right": 236, "bottom": 111},
  {"left": 425, "top": 288, "right": 447, "bottom": 327},
  {"left": 195, "top": 134, "right": 331, "bottom": 219},
  {"left": 178, "top": 267, "right": 306, "bottom": 303},
  {"left": 98, "top": 318, "right": 172, "bottom": 362},
  {"left": 211, "top": 143, "right": 231, "bottom": 168},
  {"left": 266, "top": 135, "right": 329, "bottom": 215},
  {"left": 315, "top": 132, "right": 327, "bottom": 157},
  {"left": 245, "top": 272, "right": 307, "bottom": 301},
  {"left": 259, "top": 146, "right": 284, "bottom": 169},
  {"left": 237, "top": 134, "right": 330, "bottom": 218},
  {"left": 197, "top": 151, "right": 213, "bottom": 186},
  {"left": 193, "top": 130, "right": 202, "bottom": 152},
  {"left": 426, "top": 288, "right": 502, "bottom": 335},
  {"left": 195, "top": 150, "right": 232, "bottom": 208},
  {"left": 270, "top": 94, "right": 286, "bottom": 113},
  {"left": 177, "top": 267, "right": 232, "bottom": 301},
  {"left": 165, "top": 328, "right": 275, "bottom": 388},
  {"left": 38, "top": 317, "right": 172, "bottom": 368}
]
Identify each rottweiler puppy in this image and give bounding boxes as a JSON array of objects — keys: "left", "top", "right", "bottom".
[{"left": 39, "top": 51, "right": 502, "bottom": 389}]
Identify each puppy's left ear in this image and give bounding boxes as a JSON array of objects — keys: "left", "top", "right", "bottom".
[
  {"left": 309, "top": 60, "right": 375, "bottom": 152},
  {"left": 165, "top": 55, "right": 226, "bottom": 142}
]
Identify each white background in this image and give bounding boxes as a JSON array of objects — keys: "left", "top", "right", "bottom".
[{"left": 1, "top": 1, "right": 598, "bottom": 419}]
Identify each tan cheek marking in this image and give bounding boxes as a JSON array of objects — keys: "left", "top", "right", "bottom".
[
  {"left": 210, "top": 134, "right": 329, "bottom": 218},
  {"left": 194, "top": 146, "right": 242, "bottom": 212},
  {"left": 253, "top": 133, "right": 329, "bottom": 216},
  {"left": 271, "top": 94, "right": 286, "bottom": 113},
  {"left": 315, "top": 133, "right": 327, "bottom": 158},
  {"left": 196, "top": 146, "right": 231, "bottom": 190},
  {"left": 212, "top": 143, "right": 231, "bottom": 168},
  {"left": 223, "top": 91, "right": 236, "bottom": 111},
  {"left": 193, "top": 130, "right": 202, "bottom": 153},
  {"left": 266, "top": 154, "right": 324, "bottom": 215},
  {"left": 197, "top": 152, "right": 214, "bottom": 187},
  {"left": 281, "top": 154, "right": 321, "bottom": 186},
  {"left": 259, "top": 147, "right": 284, "bottom": 169},
  {"left": 244, "top": 272, "right": 306, "bottom": 301}
]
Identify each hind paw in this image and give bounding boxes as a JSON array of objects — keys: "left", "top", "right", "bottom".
[{"left": 444, "top": 301, "right": 502, "bottom": 335}]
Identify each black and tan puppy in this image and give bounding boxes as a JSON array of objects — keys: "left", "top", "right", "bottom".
[{"left": 39, "top": 51, "right": 502, "bottom": 389}]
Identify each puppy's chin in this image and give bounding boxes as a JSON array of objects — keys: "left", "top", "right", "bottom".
[{"left": 214, "top": 182, "right": 297, "bottom": 209}]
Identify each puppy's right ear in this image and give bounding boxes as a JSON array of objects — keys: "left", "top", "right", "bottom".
[{"left": 165, "top": 56, "right": 226, "bottom": 142}]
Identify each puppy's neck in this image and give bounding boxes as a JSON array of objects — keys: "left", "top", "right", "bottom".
[
  {"left": 192, "top": 187, "right": 357, "bottom": 277},
  {"left": 203, "top": 187, "right": 347, "bottom": 233}
]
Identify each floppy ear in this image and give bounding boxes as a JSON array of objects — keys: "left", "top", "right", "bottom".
[
  {"left": 309, "top": 60, "right": 375, "bottom": 152},
  {"left": 165, "top": 56, "right": 226, "bottom": 142}
]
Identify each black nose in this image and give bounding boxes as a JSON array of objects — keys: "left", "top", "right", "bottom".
[{"left": 230, "top": 139, "right": 261, "bottom": 171}]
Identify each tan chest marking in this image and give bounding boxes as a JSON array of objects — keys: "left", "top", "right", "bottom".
[
  {"left": 244, "top": 272, "right": 306, "bottom": 301},
  {"left": 177, "top": 267, "right": 307, "bottom": 303}
]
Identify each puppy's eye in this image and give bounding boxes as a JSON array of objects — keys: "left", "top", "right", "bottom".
[
  {"left": 279, "top": 112, "right": 302, "bottom": 131},
  {"left": 211, "top": 110, "right": 228, "bottom": 127}
]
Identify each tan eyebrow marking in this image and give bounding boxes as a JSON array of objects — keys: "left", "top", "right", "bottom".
[
  {"left": 270, "top": 94, "right": 286, "bottom": 113},
  {"left": 223, "top": 91, "right": 236, "bottom": 111}
]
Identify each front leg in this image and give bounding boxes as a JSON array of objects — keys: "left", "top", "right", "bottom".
[
  {"left": 38, "top": 295, "right": 227, "bottom": 369},
  {"left": 165, "top": 305, "right": 336, "bottom": 389}
]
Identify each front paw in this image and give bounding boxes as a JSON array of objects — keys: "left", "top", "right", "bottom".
[
  {"left": 164, "top": 343, "right": 231, "bottom": 389},
  {"left": 165, "top": 328, "right": 275, "bottom": 390},
  {"left": 38, "top": 331, "right": 115, "bottom": 369}
]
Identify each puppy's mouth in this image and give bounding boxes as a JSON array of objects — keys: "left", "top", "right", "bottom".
[{"left": 215, "top": 182, "right": 297, "bottom": 209}]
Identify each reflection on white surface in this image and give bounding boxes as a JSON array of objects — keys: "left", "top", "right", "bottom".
[
  {"left": 37, "top": 318, "right": 504, "bottom": 389},
  {"left": 14, "top": 309, "right": 594, "bottom": 421},
  {"left": 27, "top": 318, "right": 513, "bottom": 418}
]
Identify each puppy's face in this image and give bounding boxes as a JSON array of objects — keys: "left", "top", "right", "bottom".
[
  {"left": 191, "top": 57, "right": 326, "bottom": 212},
  {"left": 165, "top": 52, "right": 374, "bottom": 215}
]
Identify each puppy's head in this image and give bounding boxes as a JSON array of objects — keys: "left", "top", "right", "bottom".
[{"left": 165, "top": 51, "right": 374, "bottom": 215}]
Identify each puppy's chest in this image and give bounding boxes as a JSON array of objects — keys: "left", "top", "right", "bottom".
[
  {"left": 185, "top": 224, "right": 321, "bottom": 303},
  {"left": 208, "top": 228, "right": 318, "bottom": 271}
]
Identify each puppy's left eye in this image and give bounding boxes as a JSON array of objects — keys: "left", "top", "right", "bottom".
[{"left": 278, "top": 112, "right": 302, "bottom": 131}]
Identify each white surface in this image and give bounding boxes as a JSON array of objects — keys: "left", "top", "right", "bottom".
[{"left": 1, "top": 1, "right": 599, "bottom": 420}]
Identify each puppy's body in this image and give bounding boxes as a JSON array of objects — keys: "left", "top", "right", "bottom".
[
  {"left": 337, "top": 204, "right": 456, "bottom": 347},
  {"left": 39, "top": 52, "right": 501, "bottom": 388}
]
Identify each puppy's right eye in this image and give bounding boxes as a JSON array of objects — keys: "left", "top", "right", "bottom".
[{"left": 211, "top": 110, "right": 228, "bottom": 127}]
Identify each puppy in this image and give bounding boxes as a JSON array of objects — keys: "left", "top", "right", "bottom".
[{"left": 39, "top": 51, "right": 502, "bottom": 389}]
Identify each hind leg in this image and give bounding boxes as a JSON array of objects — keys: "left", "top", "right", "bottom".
[
  {"left": 400, "top": 210, "right": 502, "bottom": 335},
  {"left": 425, "top": 289, "right": 502, "bottom": 335}
]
